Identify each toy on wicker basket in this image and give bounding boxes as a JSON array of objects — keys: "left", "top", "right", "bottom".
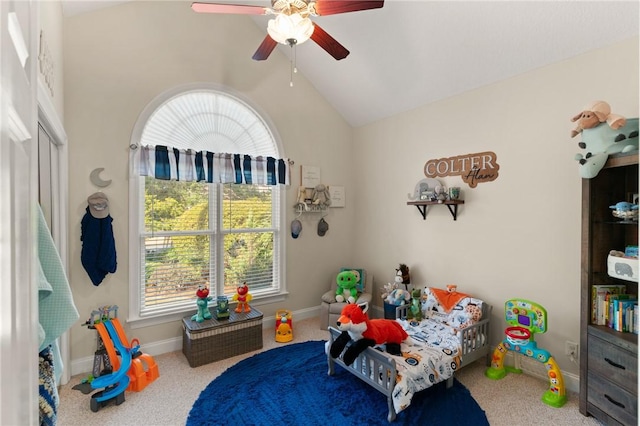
[
  {"left": 192, "top": 285, "right": 213, "bottom": 323},
  {"left": 232, "top": 282, "right": 253, "bottom": 313}
]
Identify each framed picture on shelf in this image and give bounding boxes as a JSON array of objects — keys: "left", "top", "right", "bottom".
[
  {"left": 301, "top": 165, "right": 321, "bottom": 188},
  {"left": 420, "top": 190, "right": 434, "bottom": 201},
  {"left": 329, "top": 186, "right": 345, "bottom": 208}
]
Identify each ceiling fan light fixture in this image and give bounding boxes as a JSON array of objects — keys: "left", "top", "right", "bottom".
[{"left": 267, "top": 13, "right": 314, "bottom": 45}]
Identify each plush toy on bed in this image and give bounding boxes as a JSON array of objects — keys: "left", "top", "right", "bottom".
[
  {"left": 381, "top": 269, "right": 404, "bottom": 302},
  {"left": 386, "top": 288, "right": 411, "bottom": 306},
  {"left": 407, "top": 288, "right": 423, "bottom": 321},
  {"left": 398, "top": 263, "right": 411, "bottom": 287},
  {"left": 335, "top": 269, "right": 359, "bottom": 303},
  {"left": 380, "top": 281, "right": 397, "bottom": 302},
  {"left": 330, "top": 302, "right": 408, "bottom": 366}
]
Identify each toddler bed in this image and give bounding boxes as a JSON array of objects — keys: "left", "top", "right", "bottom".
[{"left": 327, "top": 287, "right": 492, "bottom": 422}]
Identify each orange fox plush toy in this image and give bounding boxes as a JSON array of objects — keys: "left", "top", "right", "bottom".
[{"left": 330, "top": 303, "right": 408, "bottom": 366}]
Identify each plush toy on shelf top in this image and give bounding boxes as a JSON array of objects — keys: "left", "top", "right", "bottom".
[
  {"left": 571, "top": 101, "right": 639, "bottom": 179},
  {"left": 570, "top": 100, "right": 626, "bottom": 138},
  {"left": 311, "top": 184, "right": 331, "bottom": 208}
]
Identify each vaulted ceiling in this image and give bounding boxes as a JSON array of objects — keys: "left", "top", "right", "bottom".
[{"left": 62, "top": 1, "right": 639, "bottom": 127}]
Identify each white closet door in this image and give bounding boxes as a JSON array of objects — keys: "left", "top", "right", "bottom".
[{"left": 0, "top": 1, "right": 39, "bottom": 424}]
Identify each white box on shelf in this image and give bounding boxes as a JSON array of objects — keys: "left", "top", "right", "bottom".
[{"left": 607, "top": 254, "right": 639, "bottom": 282}]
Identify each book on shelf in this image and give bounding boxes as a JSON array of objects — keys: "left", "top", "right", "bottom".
[
  {"left": 605, "top": 294, "right": 637, "bottom": 331},
  {"left": 617, "top": 299, "right": 637, "bottom": 332},
  {"left": 591, "top": 284, "right": 627, "bottom": 325},
  {"left": 634, "top": 305, "right": 639, "bottom": 335},
  {"left": 618, "top": 300, "right": 638, "bottom": 333}
]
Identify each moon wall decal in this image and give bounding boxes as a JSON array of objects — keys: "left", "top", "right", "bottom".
[{"left": 90, "top": 168, "right": 112, "bottom": 188}]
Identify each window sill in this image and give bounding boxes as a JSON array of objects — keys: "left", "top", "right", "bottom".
[{"left": 127, "top": 291, "right": 289, "bottom": 329}]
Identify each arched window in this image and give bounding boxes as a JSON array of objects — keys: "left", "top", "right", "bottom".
[{"left": 128, "top": 84, "right": 288, "bottom": 325}]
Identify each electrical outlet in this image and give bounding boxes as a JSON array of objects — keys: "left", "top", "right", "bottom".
[{"left": 565, "top": 341, "right": 579, "bottom": 359}]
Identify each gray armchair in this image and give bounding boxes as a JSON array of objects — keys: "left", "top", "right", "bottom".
[{"left": 319, "top": 270, "right": 373, "bottom": 330}]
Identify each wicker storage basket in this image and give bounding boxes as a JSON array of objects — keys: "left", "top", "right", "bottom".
[{"left": 182, "top": 308, "right": 263, "bottom": 367}]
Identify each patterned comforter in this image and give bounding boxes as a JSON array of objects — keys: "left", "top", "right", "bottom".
[{"left": 382, "top": 318, "right": 462, "bottom": 413}]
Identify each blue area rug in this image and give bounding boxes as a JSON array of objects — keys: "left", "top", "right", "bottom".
[{"left": 187, "top": 340, "right": 488, "bottom": 425}]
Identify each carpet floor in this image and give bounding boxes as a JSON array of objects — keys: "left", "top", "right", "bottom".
[
  {"left": 187, "top": 340, "right": 488, "bottom": 425},
  {"left": 57, "top": 317, "right": 602, "bottom": 425}
]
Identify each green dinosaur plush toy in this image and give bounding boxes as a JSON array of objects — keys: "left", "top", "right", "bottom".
[
  {"left": 335, "top": 270, "right": 359, "bottom": 303},
  {"left": 407, "top": 288, "right": 423, "bottom": 321}
]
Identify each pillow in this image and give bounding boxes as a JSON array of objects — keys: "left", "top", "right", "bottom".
[
  {"left": 421, "top": 287, "right": 483, "bottom": 329},
  {"left": 340, "top": 268, "right": 365, "bottom": 293}
]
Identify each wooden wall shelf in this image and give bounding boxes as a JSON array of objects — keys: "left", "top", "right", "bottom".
[
  {"left": 294, "top": 204, "right": 327, "bottom": 213},
  {"left": 407, "top": 200, "right": 465, "bottom": 221}
]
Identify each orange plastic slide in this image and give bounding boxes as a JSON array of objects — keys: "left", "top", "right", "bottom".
[{"left": 95, "top": 318, "right": 159, "bottom": 392}]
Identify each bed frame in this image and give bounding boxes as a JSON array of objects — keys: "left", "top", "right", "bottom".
[{"left": 327, "top": 303, "right": 492, "bottom": 422}]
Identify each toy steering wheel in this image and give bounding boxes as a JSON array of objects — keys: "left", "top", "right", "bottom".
[{"left": 505, "top": 326, "right": 531, "bottom": 345}]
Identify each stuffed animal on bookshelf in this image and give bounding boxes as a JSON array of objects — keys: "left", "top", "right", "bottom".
[
  {"left": 191, "top": 285, "right": 213, "bottom": 323},
  {"left": 335, "top": 270, "right": 359, "bottom": 303},
  {"left": 232, "top": 282, "right": 253, "bottom": 313},
  {"left": 570, "top": 100, "right": 626, "bottom": 138},
  {"left": 571, "top": 101, "right": 639, "bottom": 179},
  {"left": 329, "top": 302, "right": 408, "bottom": 366}
]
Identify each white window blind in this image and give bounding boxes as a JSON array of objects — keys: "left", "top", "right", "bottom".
[{"left": 129, "top": 86, "right": 286, "bottom": 323}]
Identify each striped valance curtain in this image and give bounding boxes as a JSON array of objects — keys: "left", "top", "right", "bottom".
[{"left": 138, "top": 145, "right": 290, "bottom": 186}]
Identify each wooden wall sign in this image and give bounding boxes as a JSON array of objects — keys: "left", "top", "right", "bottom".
[{"left": 423, "top": 151, "right": 499, "bottom": 188}]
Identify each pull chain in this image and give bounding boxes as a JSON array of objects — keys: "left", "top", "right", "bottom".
[
  {"left": 288, "top": 38, "right": 298, "bottom": 87},
  {"left": 290, "top": 51, "right": 294, "bottom": 87}
]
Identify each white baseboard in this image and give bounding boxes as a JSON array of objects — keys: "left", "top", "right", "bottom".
[
  {"left": 70, "top": 306, "right": 320, "bottom": 377},
  {"left": 503, "top": 350, "right": 579, "bottom": 394},
  {"left": 70, "top": 306, "right": 579, "bottom": 394}
]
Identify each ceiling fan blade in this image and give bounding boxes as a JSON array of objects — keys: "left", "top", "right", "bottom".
[
  {"left": 313, "top": 0, "right": 384, "bottom": 16},
  {"left": 310, "top": 23, "right": 349, "bottom": 60},
  {"left": 252, "top": 35, "right": 278, "bottom": 61},
  {"left": 191, "top": 2, "right": 269, "bottom": 15}
]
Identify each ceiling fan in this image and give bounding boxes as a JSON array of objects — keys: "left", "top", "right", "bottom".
[{"left": 191, "top": 0, "right": 384, "bottom": 61}]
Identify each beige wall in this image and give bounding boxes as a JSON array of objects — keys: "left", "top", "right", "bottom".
[
  {"left": 63, "top": 1, "right": 354, "bottom": 363},
  {"left": 353, "top": 37, "right": 639, "bottom": 376}
]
